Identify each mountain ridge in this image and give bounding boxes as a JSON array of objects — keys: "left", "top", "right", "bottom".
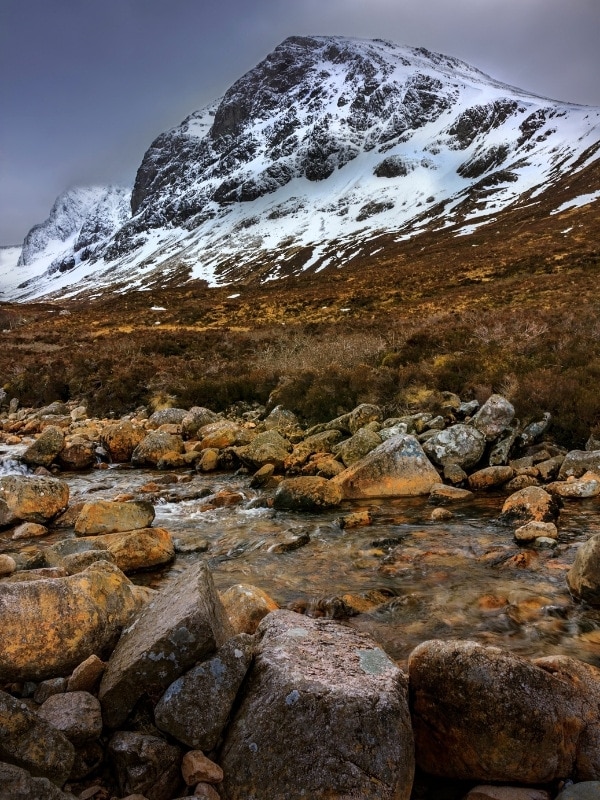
[{"left": 3, "top": 35, "right": 600, "bottom": 301}]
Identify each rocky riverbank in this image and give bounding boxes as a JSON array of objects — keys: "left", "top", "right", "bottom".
[{"left": 1, "top": 392, "right": 599, "bottom": 799}]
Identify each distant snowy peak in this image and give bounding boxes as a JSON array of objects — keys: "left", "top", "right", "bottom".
[{"left": 5, "top": 35, "right": 600, "bottom": 301}]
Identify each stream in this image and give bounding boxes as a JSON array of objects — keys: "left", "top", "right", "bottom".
[{"left": 2, "top": 449, "right": 600, "bottom": 670}]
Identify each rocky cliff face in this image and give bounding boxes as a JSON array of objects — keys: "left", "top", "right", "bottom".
[{"left": 6, "top": 36, "right": 600, "bottom": 300}]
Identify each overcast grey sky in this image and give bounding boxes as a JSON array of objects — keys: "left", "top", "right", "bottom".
[{"left": 1, "top": 0, "right": 599, "bottom": 245}]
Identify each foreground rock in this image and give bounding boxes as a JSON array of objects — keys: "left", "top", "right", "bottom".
[
  {"left": 0, "top": 762, "right": 76, "bottom": 799},
  {"left": 409, "top": 640, "right": 586, "bottom": 783},
  {"left": 567, "top": 534, "right": 600, "bottom": 605},
  {"left": 74, "top": 499, "right": 155, "bottom": 535},
  {"left": 21, "top": 425, "right": 65, "bottom": 467},
  {"left": 220, "top": 609, "right": 414, "bottom": 800},
  {"left": 500, "top": 486, "right": 561, "bottom": 525},
  {"left": 100, "top": 419, "right": 146, "bottom": 462},
  {"left": 0, "top": 690, "right": 75, "bottom": 786},
  {"left": 0, "top": 561, "right": 140, "bottom": 682},
  {"left": 0, "top": 475, "right": 69, "bottom": 525},
  {"left": 108, "top": 730, "right": 182, "bottom": 800},
  {"left": 333, "top": 434, "right": 439, "bottom": 498},
  {"left": 99, "top": 561, "right": 233, "bottom": 728},
  {"left": 88, "top": 527, "right": 175, "bottom": 573}
]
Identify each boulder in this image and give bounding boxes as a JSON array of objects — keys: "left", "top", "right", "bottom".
[
  {"left": 221, "top": 583, "right": 279, "bottom": 634},
  {"left": 273, "top": 476, "right": 343, "bottom": 511},
  {"left": 408, "top": 639, "right": 584, "bottom": 783},
  {"left": 37, "top": 691, "right": 103, "bottom": 743},
  {"left": 0, "top": 763, "right": 77, "bottom": 799},
  {"left": 467, "top": 466, "right": 514, "bottom": 491},
  {"left": 219, "top": 610, "right": 414, "bottom": 800},
  {"left": 131, "top": 431, "right": 184, "bottom": 467},
  {"left": 333, "top": 434, "right": 439, "bottom": 499},
  {"left": 87, "top": 527, "right": 174, "bottom": 574},
  {"left": 21, "top": 426, "right": 65, "bottom": 467},
  {"left": 108, "top": 731, "right": 182, "bottom": 800},
  {"left": 67, "top": 654, "right": 106, "bottom": 693},
  {"left": 74, "top": 500, "right": 155, "bottom": 535},
  {"left": 154, "top": 633, "right": 255, "bottom": 750},
  {"left": 559, "top": 450, "right": 600, "bottom": 480},
  {"left": 473, "top": 394, "right": 515, "bottom": 441},
  {"left": 0, "top": 475, "right": 69, "bottom": 524},
  {"left": 0, "top": 561, "right": 140, "bottom": 682},
  {"left": 263, "top": 405, "right": 300, "bottom": 434},
  {"left": 238, "top": 430, "right": 291, "bottom": 470},
  {"left": 181, "top": 406, "right": 220, "bottom": 439},
  {"left": 547, "top": 472, "right": 600, "bottom": 499},
  {"left": 0, "top": 689, "right": 75, "bottom": 786},
  {"left": 334, "top": 427, "right": 382, "bottom": 467},
  {"left": 423, "top": 424, "right": 486, "bottom": 470},
  {"left": 567, "top": 534, "right": 600, "bottom": 605},
  {"left": 198, "top": 420, "right": 246, "bottom": 449},
  {"left": 500, "top": 486, "right": 561, "bottom": 525},
  {"left": 347, "top": 403, "right": 383, "bottom": 434},
  {"left": 100, "top": 420, "right": 146, "bottom": 462},
  {"left": 56, "top": 438, "right": 96, "bottom": 470},
  {"left": 147, "top": 407, "right": 188, "bottom": 428},
  {"left": 99, "top": 562, "right": 233, "bottom": 728}
]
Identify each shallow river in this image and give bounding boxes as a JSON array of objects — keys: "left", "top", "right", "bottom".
[{"left": 2, "top": 452, "right": 600, "bottom": 670}]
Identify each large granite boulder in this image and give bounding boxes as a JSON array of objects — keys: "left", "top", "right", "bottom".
[
  {"left": 74, "top": 499, "right": 155, "bottom": 535},
  {"left": 99, "top": 562, "right": 233, "bottom": 728},
  {"left": 423, "top": 424, "right": 486, "bottom": 470},
  {"left": 409, "top": 640, "right": 585, "bottom": 784},
  {"left": 332, "top": 434, "right": 439, "bottom": 498},
  {"left": 0, "top": 561, "right": 140, "bottom": 682},
  {"left": 0, "top": 475, "right": 69, "bottom": 525},
  {"left": 238, "top": 430, "right": 292, "bottom": 470},
  {"left": 0, "top": 690, "right": 75, "bottom": 786},
  {"left": 219, "top": 610, "right": 414, "bottom": 800},
  {"left": 154, "top": 633, "right": 255, "bottom": 750}
]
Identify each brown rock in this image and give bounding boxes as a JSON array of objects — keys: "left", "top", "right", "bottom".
[
  {"left": 100, "top": 420, "right": 146, "bottom": 462},
  {"left": 83, "top": 527, "right": 174, "bottom": 573},
  {"left": 333, "top": 434, "right": 440, "bottom": 499},
  {"left": 409, "top": 639, "right": 584, "bottom": 783},
  {"left": 11, "top": 521, "right": 49, "bottom": 539},
  {"left": 0, "top": 553, "right": 17, "bottom": 576},
  {"left": 182, "top": 751, "right": 223, "bottom": 785},
  {"left": 465, "top": 787, "right": 550, "bottom": 800},
  {"left": 67, "top": 654, "right": 106, "bottom": 693},
  {"left": 74, "top": 500, "right": 155, "bottom": 535},
  {"left": 467, "top": 466, "right": 514, "bottom": 491},
  {"left": 192, "top": 783, "right": 221, "bottom": 800},
  {"left": 431, "top": 507, "right": 453, "bottom": 521},
  {"left": 37, "top": 691, "right": 103, "bottom": 743},
  {"left": 0, "top": 561, "right": 140, "bottom": 682},
  {"left": 57, "top": 438, "right": 96, "bottom": 470},
  {"left": 0, "top": 475, "right": 69, "bottom": 524},
  {"left": 99, "top": 561, "right": 233, "bottom": 728},
  {"left": 221, "top": 583, "right": 279, "bottom": 635},
  {"left": 21, "top": 426, "right": 65, "bottom": 467},
  {"left": 500, "top": 486, "right": 561, "bottom": 525},
  {"left": 567, "top": 534, "right": 600, "bottom": 605},
  {"left": 429, "top": 483, "right": 473, "bottom": 504},
  {"left": 273, "top": 476, "right": 342, "bottom": 511}
]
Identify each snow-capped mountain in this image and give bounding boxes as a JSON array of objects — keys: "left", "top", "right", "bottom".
[{"left": 4, "top": 36, "right": 600, "bottom": 300}]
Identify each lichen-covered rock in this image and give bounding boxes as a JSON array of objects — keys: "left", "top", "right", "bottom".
[
  {"left": 333, "top": 434, "right": 439, "bottom": 498},
  {"left": 567, "top": 534, "right": 600, "bottom": 605},
  {"left": 100, "top": 419, "right": 146, "bottom": 462},
  {"left": 473, "top": 394, "right": 515, "bottom": 441},
  {"left": 219, "top": 610, "right": 414, "bottom": 800},
  {"left": 559, "top": 450, "right": 600, "bottom": 479},
  {"left": 429, "top": 483, "right": 473, "bottom": 504},
  {"left": 514, "top": 521, "right": 558, "bottom": 543},
  {"left": 500, "top": 486, "right": 561, "bottom": 525},
  {"left": 334, "top": 427, "right": 382, "bottom": 467},
  {"left": 56, "top": 438, "right": 95, "bottom": 470},
  {"left": 408, "top": 639, "right": 584, "bottom": 783},
  {"left": 347, "top": 403, "right": 383, "bottom": 434},
  {"left": 181, "top": 406, "right": 220, "bottom": 439},
  {"left": 0, "top": 689, "right": 75, "bottom": 786},
  {"left": 99, "top": 562, "right": 233, "bottom": 728},
  {"left": 131, "top": 431, "right": 184, "bottom": 467},
  {"left": 154, "top": 634, "right": 255, "bottom": 750},
  {"left": 238, "top": 429, "right": 292, "bottom": 470},
  {"left": 147, "top": 407, "right": 189, "bottom": 428},
  {"left": 74, "top": 500, "right": 155, "bottom": 535},
  {"left": 467, "top": 466, "right": 514, "bottom": 491},
  {"left": 547, "top": 472, "right": 600, "bottom": 499},
  {"left": 88, "top": 527, "right": 175, "bottom": 573},
  {"left": 423, "top": 424, "right": 486, "bottom": 470},
  {"left": 0, "top": 561, "right": 140, "bottom": 682},
  {"left": 21, "top": 426, "right": 65, "bottom": 467},
  {"left": 108, "top": 731, "right": 183, "bottom": 800},
  {"left": 0, "top": 475, "right": 69, "bottom": 524},
  {"left": 273, "top": 476, "right": 342, "bottom": 511}
]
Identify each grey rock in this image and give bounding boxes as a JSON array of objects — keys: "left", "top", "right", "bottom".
[
  {"left": 423, "top": 424, "right": 486, "bottom": 470},
  {"left": 519, "top": 412, "right": 552, "bottom": 447},
  {"left": 0, "top": 690, "right": 75, "bottom": 786},
  {"left": 0, "top": 762, "right": 76, "bottom": 800},
  {"left": 559, "top": 450, "right": 600, "bottom": 480},
  {"left": 334, "top": 427, "right": 382, "bottom": 467},
  {"left": 147, "top": 407, "right": 188, "bottom": 428},
  {"left": 154, "top": 633, "right": 255, "bottom": 750},
  {"left": 556, "top": 784, "right": 600, "bottom": 800},
  {"left": 220, "top": 609, "right": 414, "bottom": 800},
  {"left": 99, "top": 562, "right": 233, "bottom": 728},
  {"left": 347, "top": 403, "right": 383, "bottom": 434},
  {"left": 488, "top": 427, "right": 518, "bottom": 466},
  {"left": 21, "top": 426, "right": 65, "bottom": 468},
  {"left": 238, "top": 429, "right": 292, "bottom": 470},
  {"left": 473, "top": 394, "right": 515, "bottom": 441},
  {"left": 37, "top": 691, "right": 103, "bottom": 743},
  {"left": 567, "top": 534, "right": 600, "bottom": 605},
  {"left": 108, "top": 731, "right": 183, "bottom": 800},
  {"left": 181, "top": 406, "right": 220, "bottom": 439}
]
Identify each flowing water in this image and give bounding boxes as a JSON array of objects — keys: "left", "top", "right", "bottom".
[{"left": 2, "top": 449, "right": 599, "bottom": 670}]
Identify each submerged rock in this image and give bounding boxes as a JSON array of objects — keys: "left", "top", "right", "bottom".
[{"left": 220, "top": 609, "right": 414, "bottom": 800}]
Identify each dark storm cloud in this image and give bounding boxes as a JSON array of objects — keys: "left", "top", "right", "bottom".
[{"left": 1, "top": 0, "right": 598, "bottom": 244}]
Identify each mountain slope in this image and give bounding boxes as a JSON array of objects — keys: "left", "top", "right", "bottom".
[{"left": 4, "top": 36, "right": 600, "bottom": 301}]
